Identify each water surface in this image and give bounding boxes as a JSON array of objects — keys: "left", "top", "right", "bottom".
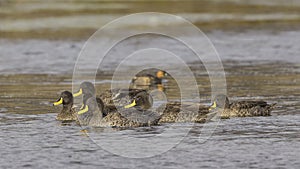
[{"left": 0, "top": 0, "right": 300, "bottom": 168}]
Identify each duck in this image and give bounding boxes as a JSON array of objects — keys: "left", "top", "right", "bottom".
[
  {"left": 53, "top": 91, "right": 77, "bottom": 121},
  {"left": 156, "top": 102, "right": 217, "bottom": 123},
  {"left": 124, "top": 97, "right": 218, "bottom": 123},
  {"left": 131, "top": 68, "right": 167, "bottom": 86},
  {"left": 210, "top": 94, "right": 275, "bottom": 118},
  {"left": 73, "top": 81, "right": 153, "bottom": 113},
  {"left": 99, "top": 88, "right": 153, "bottom": 111},
  {"left": 77, "top": 97, "right": 160, "bottom": 128},
  {"left": 158, "top": 101, "right": 217, "bottom": 124}
]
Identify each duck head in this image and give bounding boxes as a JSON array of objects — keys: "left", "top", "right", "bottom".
[
  {"left": 210, "top": 94, "right": 230, "bottom": 110},
  {"left": 53, "top": 91, "right": 73, "bottom": 107},
  {"left": 53, "top": 91, "right": 77, "bottom": 121},
  {"left": 124, "top": 91, "right": 153, "bottom": 110},
  {"left": 156, "top": 70, "right": 168, "bottom": 79}
]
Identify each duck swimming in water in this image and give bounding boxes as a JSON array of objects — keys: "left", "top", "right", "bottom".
[
  {"left": 53, "top": 91, "right": 77, "bottom": 121},
  {"left": 73, "top": 81, "right": 153, "bottom": 112},
  {"left": 77, "top": 97, "right": 160, "bottom": 128},
  {"left": 99, "top": 88, "right": 153, "bottom": 111},
  {"left": 131, "top": 69, "right": 167, "bottom": 86},
  {"left": 155, "top": 102, "right": 216, "bottom": 123},
  {"left": 210, "top": 94, "right": 275, "bottom": 118},
  {"left": 124, "top": 97, "right": 217, "bottom": 123}
]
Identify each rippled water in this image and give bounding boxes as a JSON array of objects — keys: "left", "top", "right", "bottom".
[
  {"left": 1, "top": 30, "right": 300, "bottom": 74},
  {"left": 0, "top": 112, "right": 299, "bottom": 168},
  {"left": 1, "top": 0, "right": 300, "bottom": 168}
]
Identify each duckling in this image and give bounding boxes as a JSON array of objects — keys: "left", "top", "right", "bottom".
[
  {"left": 131, "top": 69, "right": 167, "bottom": 86},
  {"left": 53, "top": 91, "right": 77, "bottom": 121},
  {"left": 77, "top": 97, "right": 160, "bottom": 128},
  {"left": 210, "top": 94, "right": 275, "bottom": 118}
]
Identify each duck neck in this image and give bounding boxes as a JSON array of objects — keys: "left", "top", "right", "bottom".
[
  {"left": 83, "top": 93, "right": 94, "bottom": 105},
  {"left": 62, "top": 104, "right": 73, "bottom": 114}
]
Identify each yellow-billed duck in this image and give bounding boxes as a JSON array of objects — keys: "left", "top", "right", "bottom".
[
  {"left": 210, "top": 94, "right": 275, "bottom": 118},
  {"left": 53, "top": 91, "right": 77, "bottom": 121},
  {"left": 124, "top": 97, "right": 218, "bottom": 123},
  {"left": 131, "top": 69, "right": 167, "bottom": 86},
  {"left": 77, "top": 97, "right": 160, "bottom": 128},
  {"left": 99, "top": 88, "right": 153, "bottom": 111},
  {"left": 156, "top": 102, "right": 217, "bottom": 123},
  {"left": 73, "top": 81, "right": 154, "bottom": 116}
]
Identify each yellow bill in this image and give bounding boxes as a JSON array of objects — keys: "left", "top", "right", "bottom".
[
  {"left": 209, "top": 101, "right": 217, "bottom": 111},
  {"left": 53, "top": 98, "right": 63, "bottom": 106},
  {"left": 124, "top": 100, "right": 136, "bottom": 108},
  {"left": 80, "top": 104, "right": 85, "bottom": 110},
  {"left": 78, "top": 105, "right": 89, "bottom": 115},
  {"left": 73, "top": 88, "right": 83, "bottom": 97}
]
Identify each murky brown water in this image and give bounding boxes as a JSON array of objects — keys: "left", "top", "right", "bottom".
[{"left": 0, "top": 0, "right": 300, "bottom": 168}]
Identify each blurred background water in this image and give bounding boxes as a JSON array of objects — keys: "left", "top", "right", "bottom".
[{"left": 0, "top": 0, "right": 299, "bottom": 168}]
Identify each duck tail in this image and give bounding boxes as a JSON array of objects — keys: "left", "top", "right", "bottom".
[
  {"left": 265, "top": 103, "right": 276, "bottom": 116},
  {"left": 270, "top": 103, "right": 277, "bottom": 110}
]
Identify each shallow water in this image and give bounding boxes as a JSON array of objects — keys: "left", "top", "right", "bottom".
[{"left": 1, "top": 0, "right": 300, "bottom": 168}]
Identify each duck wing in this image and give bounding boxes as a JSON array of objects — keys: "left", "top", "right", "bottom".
[
  {"left": 158, "top": 102, "right": 209, "bottom": 114},
  {"left": 120, "top": 108, "right": 160, "bottom": 124},
  {"left": 157, "top": 101, "right": 211, "bottom": 123},
  {"left": 229, "top": 100, "right": 274, "bottom": 116},
  {"left": 230, "top": 101, "right": 268, "bottom": 109},
  {"left": 101, "top": 109, "right": 160, "bottom": 128}
]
